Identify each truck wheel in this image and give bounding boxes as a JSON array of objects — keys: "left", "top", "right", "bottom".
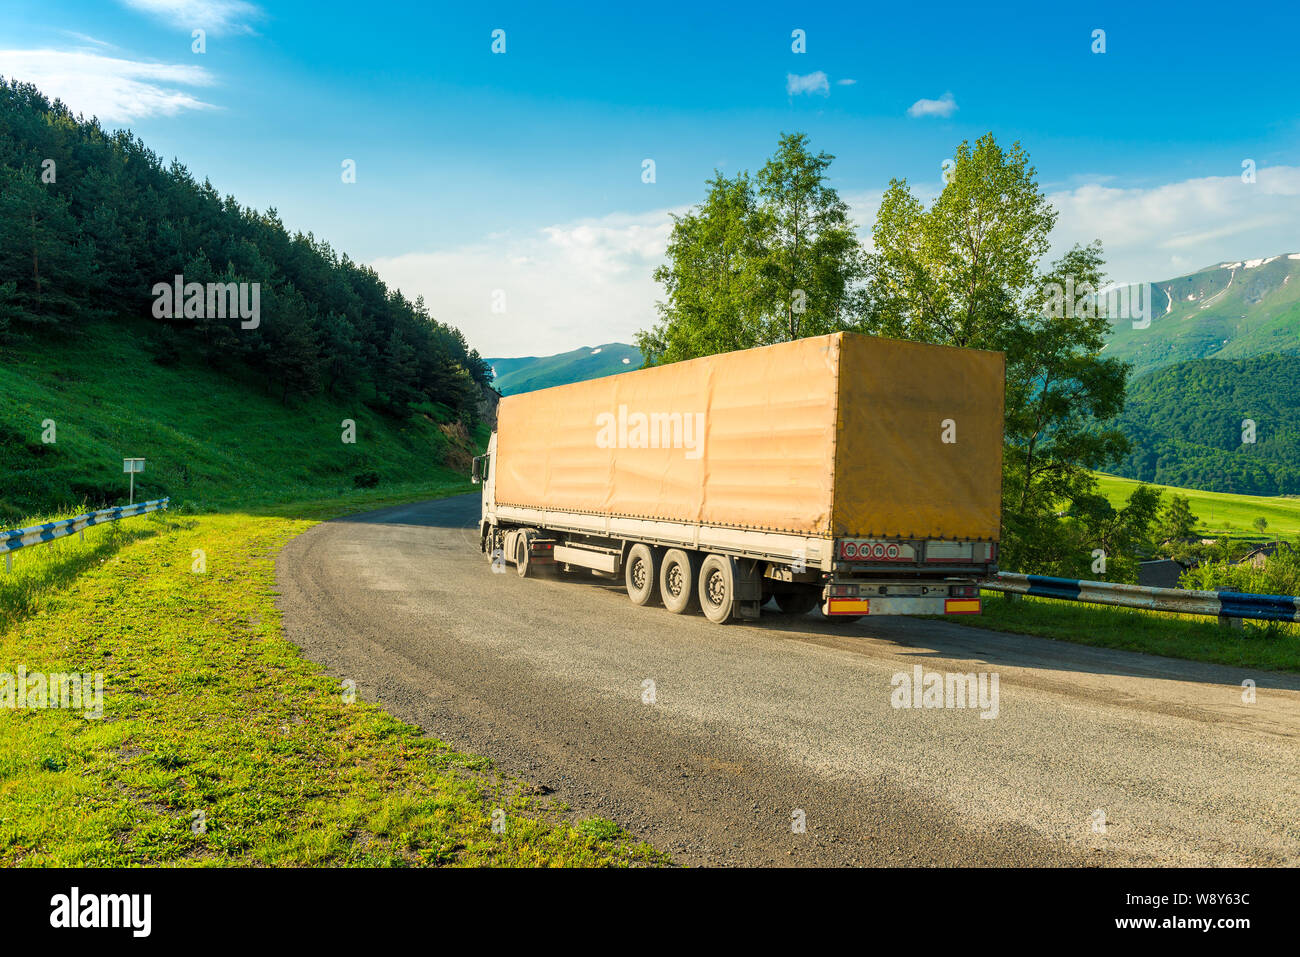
[
  {"left": 775, "top": 590, "right": 817, "bottom": 616},
  {"left": 659, "top": 549, "right": 699, "bottom": 614},
  {"left": 515, "top": 535, "right": 531, "bottom": 578},
  {"left": 624, "top": 544, "right": 660, "bottom": 606},
  {"left": 698, "top": 554, "right": 736, "bottom": 624}
]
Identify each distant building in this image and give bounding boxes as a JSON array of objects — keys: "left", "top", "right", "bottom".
[
  {"left": 1234, "top": 544, "right": 1278, "bottom": 569},
  {"left": 1139, "top": 559, "right": 1188, "bottom": 589}
]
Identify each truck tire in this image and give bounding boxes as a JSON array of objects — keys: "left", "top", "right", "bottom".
[
  {"left": 515, "top": 535, "right": 531, "bottom": 578},
  {"left": 659, "top": 549, "right": 699, "bottom": 614},
  {"left": 624, "top": 543, "right": 660, "bottom": 606},
  {"left": 697, "top": 554, "right": 736, "bottom": 624},
  {"left": 774, "top": 590, "right": 817, "bottom": 616},
  {"left": 485, "top": 531, "right": 504, "bottom": 570}
]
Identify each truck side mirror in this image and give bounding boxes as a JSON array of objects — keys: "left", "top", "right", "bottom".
[{"left": 471, "top": 456, "right": 483, "bottom": 484}]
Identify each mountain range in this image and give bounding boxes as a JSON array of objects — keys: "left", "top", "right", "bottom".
[
  {"left": 1104, "top": 253, "right": 1300, "bottom": 377},
  {"left": 487, "top": 343, "right": 643, "bottom": 395}
]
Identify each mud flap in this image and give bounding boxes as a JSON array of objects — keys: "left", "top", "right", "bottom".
[{"left": 733, "top": 558, "right": 764, "bottom": 621}]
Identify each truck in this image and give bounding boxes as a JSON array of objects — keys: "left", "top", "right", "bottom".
[{"left": 472, "top": 331, "right": 1004, "bottom": 624}]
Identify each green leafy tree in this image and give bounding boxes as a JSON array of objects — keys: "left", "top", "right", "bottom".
[
  {"left": 639, "top": 172, "right": 763, "bottom": 363},
  {"left": 868, "top": 135, "right": 1055, "bottom": 347},
  {"left": 752, "top": 132, "right": 866, "bottom": 342},
  {"left": 1071, "top": 484, "right": 1163, "bottom": 582},
  {"left": 638, "top": 133, "right": 865, "bottom": 364},
  {"left": 864, "top": 134, "right": 1130, "bottom": 575},
  {"left": 1155, "top": 493, "right": 1199, "bottom": 544}
]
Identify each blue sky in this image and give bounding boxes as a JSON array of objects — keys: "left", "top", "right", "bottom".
[{"left": 3, "top": 0, "right": 1299, "bottom": 355}]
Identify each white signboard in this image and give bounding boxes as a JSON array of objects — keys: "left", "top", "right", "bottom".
[{"left": 123, "top": 458, "right": 145, "bottom": 474}]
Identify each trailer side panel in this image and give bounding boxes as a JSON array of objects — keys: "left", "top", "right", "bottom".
[{"left": 494, "top": 335, "right": 841, "bottom": 535}]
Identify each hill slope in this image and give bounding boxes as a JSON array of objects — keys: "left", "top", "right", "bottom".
[
  {"left": 1108, "top": 352, "right": 1300, "bottom": 495},
  {"left": 0, "top": 318, "right": 483, "bottom": 520},
  {"left": 1094, "top": 472, "right": 1300, "bottom": 538},
  {"left": 1104, "top": 254, "right": 1300, "bottom": 377},
  {"left": 0, "top": 78, "right": 490, "bottom": 423},
  {"left": 489, "top": 343, "right": 642, "bottom": 395}
]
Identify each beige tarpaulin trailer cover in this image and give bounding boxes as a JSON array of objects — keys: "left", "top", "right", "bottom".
[{"left": 493, "top": 332, "right": 1004, "bottom": 541}]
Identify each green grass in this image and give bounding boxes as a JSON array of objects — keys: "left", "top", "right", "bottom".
[
  {"left": 1094, "top": 471, "right": 1300, "bottom": 539},
  {"left": 0, "top": 317, "right": 487, "bottom": 520},
  {"left": 941, "top": 591, "right": 1299, "bottom": 673},
  {"left": 0, "top": 488, "right": 667, "bottom": 866}
]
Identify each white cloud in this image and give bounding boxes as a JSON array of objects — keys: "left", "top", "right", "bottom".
[
  {"left": 786, "top": 71, "right": 830, "bottom": 96},
  {"left": 0, "top": 49, "right": 216, "bottom": 121},
  {"left": 836, "top": 78, "right": 857, "bottom": 86},
  {"left": 1047, "top": 165, "right": 1300, "bottom": 282},
  {"left": 59, "top": 32, "right": 116, "bottom": 49},
  {"left": 119, "top": 0, "right": 263, "bottom": 35},
  {"left": 907, "top": 92, "right": 957, "bottom": 118},
  {"left": 371, "top": 209, "right": 682, "bottom": 357}
]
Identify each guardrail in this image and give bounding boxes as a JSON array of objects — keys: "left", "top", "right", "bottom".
[
  {"left": 0, "top": 498, "right": 169, "bottom": 571},
  {"left": 982, "top": 571, "right": 1300, "bottom": 627}
]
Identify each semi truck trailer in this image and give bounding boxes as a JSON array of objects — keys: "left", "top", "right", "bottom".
[{"left": 472, "top": 331, "right": 1004, "bottom": 624}]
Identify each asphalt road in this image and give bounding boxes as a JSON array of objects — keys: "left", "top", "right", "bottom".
[{"left": 275, "top": 495, "right": 1300, "bottom": 866}]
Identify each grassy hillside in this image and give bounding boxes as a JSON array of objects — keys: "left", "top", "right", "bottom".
[
  {"left": 1103, "top": 254, "right": 1300, "bottom": 378},
  {"left": 489, "top": 342, "right": 642, "bottom": 395},
  {"left": 0, "top": 318, "right": 487, "bottom": 521},
  {"left": 1094, "top": 472, "right": 1300, "bottom": 539}
]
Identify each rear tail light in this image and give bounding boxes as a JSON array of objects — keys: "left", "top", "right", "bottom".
[
  {"left": 829, "top": 583, "right": 859, "bottom": 597},
  {"left": 950, "top": 584, "right": 979, "bottom": 597}
]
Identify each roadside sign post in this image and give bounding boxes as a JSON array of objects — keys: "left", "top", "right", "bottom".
[{"left": 123, "top": 458, "right": 145, "bottom": 504}]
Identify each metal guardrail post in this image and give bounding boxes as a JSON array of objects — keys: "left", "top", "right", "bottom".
[{"left": 1216, "top": 589, "right": 1243, "bottom": 630}]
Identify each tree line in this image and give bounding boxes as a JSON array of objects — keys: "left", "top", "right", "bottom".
[{"left": 0, "top": 79, "right": 490, "bottom": 419}]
